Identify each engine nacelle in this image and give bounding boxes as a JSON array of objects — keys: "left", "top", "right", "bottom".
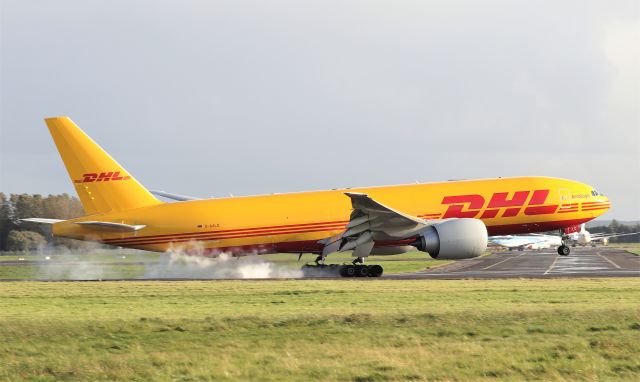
[{"left": 415, "top": 218, "right": 488, "bottom": 259}]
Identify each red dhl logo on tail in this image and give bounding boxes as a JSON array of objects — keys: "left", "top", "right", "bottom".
[
  {"left": 74, "top": 171, "right": 131, "bottom": 184},
  {"left": 441, "top": 189, "right": 558, "bottom": 218}
]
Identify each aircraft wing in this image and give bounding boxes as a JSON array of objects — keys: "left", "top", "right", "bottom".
[
  {"left": 590, "top": 232, "right": 640, "bottom": 241},
  {"left": 320, "top": 192, "right": 430, "bottom": 257},
  {"left": 489, "top": 237, "right": 541, "bottom": 248}
]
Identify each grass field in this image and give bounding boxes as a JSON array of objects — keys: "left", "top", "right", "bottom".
[
  {"left": 1, "top": 278, "right": 639, "bottom": 381},
  {"left": 610, "top": 243, "right": 640, "bottom": 255}
]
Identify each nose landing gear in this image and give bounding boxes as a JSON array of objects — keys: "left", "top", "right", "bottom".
[
  {"left": 557, "top": 229, "right": 571, "bottom": 256},
  {"left": 557, "top": 245, "right": 570, "bottom": 256}
]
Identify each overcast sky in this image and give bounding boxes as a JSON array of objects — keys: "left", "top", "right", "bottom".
[{"left": 1, "top": 0, "right": 639, "bottom": 220}]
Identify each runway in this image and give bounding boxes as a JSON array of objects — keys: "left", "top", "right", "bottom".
[
  {"left": 0, "top": 247, "right": 637, "bottom": 281},
  {"left": 388, "top": 247, "right": 639, "bottom": 279}
]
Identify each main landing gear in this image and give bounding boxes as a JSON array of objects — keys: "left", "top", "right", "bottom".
[{"left": 303, "top": 255, "right": 384, "bottom": 277}]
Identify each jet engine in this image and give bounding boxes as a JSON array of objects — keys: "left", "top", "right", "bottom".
[{"left": 415, "top": 218, "right": 488, "bottom": 259}]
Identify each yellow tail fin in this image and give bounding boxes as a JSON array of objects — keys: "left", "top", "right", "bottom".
[{"left": 45, "top": 117, "right": 162, "bottom": 215}]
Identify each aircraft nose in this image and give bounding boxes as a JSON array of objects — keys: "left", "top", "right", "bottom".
[{"left": 599, "top": 195, "right": 612, "bottom": 212}]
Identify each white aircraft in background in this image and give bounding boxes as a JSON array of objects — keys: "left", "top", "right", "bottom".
[
  {"left": 566, "top": 224, "right": 639, "bottom": 247},
  {"left": 489, "top": 235, "right": 561, "bottom": 251},
  {"left": 491, "top": 224, "right": 639, "bottom": 251}
]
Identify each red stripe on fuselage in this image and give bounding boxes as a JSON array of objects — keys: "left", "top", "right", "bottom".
[
  {"left": 486, "top": 217, "right": 593, "bottom": 236},
  {"left": 107, "top": 225, "right": 347, "bottom": 246},
  {"left": 103, "top": 220, "right": 349, "bottom": 244}
]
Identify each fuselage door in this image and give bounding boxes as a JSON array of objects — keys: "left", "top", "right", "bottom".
[{"left": 558, "top": 188, "right": 572, "bottom": 208}]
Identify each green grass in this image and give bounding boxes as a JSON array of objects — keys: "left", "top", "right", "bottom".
[
  {"left": 0, "top": 250, "right": 161, "bottom": 263},
  {"left": 1, "top": 279, "right": 639, "bottom": 381},
  {"left": 610, "top": 243, "right": 640, "bottom": 255},
  {"left": 0, "top": 250, "right": 158, "bottom": 280}
]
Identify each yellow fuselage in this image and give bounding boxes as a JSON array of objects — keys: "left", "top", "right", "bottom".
[{"left": 53, "top": 176, "right": 610, "bottom": 255}]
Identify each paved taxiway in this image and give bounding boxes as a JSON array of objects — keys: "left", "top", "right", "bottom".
[{"left": 388, "top": 247, "right": 639, "bottom": 279}]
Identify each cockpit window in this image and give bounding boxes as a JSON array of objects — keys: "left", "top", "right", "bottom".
[{"left": 591, "top": 190, "right": 602, "bottom": 196}]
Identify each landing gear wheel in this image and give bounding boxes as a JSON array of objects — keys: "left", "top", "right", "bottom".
[
  {"left": 340, "top": 264, "right": 356, "bottom": 277},
  {"left": 368, "top": 265, "right": 383, "bottom": 277},
  {"left": 557, "top": 245, "right": 570, "bottom": 256},
  {"left": 356, "top": 265, "right": 369, "bottom": 277}
]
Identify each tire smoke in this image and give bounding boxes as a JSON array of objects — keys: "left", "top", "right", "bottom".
[
  {"left": 26, "top": 241, "right": 303, "bottom": 280},
  {"left": 142, "top": 241, "right": 303, "bottom": 279}
]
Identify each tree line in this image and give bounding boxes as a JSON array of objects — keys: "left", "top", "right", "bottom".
[
  {"left": 0, "top": 193, "right": 85, "bottom": 251},
  {"left": 588, "top": 220, "right": 640, "bottom": 243}
]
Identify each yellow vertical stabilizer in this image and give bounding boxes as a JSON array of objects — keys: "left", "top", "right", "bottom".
[{"left": 45, "top": 117, "right": 161, "bottom": 215}]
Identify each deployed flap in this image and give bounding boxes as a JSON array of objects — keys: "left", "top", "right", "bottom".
[
  {"left": 322, "top": 192, "right": 431, "bottom": 257},
  {"left": 21, "top": 218, "right": 65, "bottom": 224},
  {"left": 345, "top": 192, "right": 426, "bottom": 228},
  {"left": 75, "top": 221, "right": 146, "bottom": 231}
]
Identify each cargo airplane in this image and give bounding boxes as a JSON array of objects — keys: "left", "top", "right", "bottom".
[
  {"left": 491, "top": 224, "right": 638, "bottom": 251},
  {"left": 490, "top": 234, "right": 562, "bottom": 251},
  {"left": 23, "top": 117, "right": 612, "bottom": 277}
]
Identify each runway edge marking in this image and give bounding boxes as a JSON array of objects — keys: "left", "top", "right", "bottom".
[
  {"left": 596, "top": 251, "right": 622, "bottom": 269},
  {"left": 482, "top": 252, "right": 527, "bottom": 270},
  {"left": 543, "top": 255, "right": 560, "bottom": 275}
]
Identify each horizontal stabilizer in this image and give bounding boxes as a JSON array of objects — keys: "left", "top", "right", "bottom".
[
  {"left": 75, "top": 221, "right": 146, "bottom": 231},
  {"left": 21, "top": 218, "right": 65, "bottom": 224},
  {"left": 150, "top": 190, "right": 201, "bottom": 201}
]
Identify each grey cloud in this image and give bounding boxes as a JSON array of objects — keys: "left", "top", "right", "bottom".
[{"left": 1, "top": 0, "right": 638, "bottom": 219}]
